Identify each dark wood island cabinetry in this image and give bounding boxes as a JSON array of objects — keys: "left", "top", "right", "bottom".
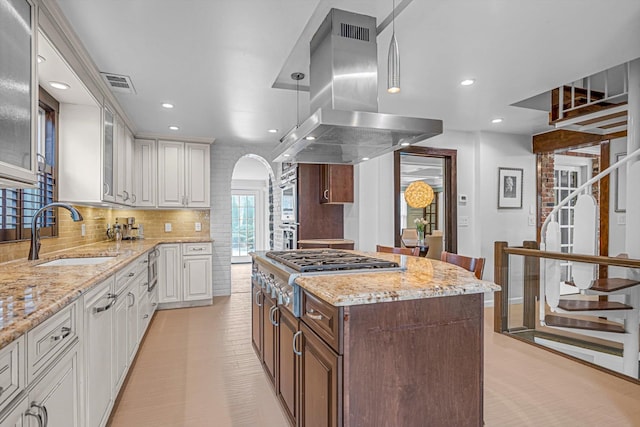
[{"left": 251, "top": 253, "right": 499, "bottom": 427}]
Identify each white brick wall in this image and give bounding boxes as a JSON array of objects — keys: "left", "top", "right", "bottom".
[{"left": 210, "top": 143, "right": 280, "bottom": 296}]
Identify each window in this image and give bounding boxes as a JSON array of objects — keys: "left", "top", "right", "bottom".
[{"left": 0, "top": 89, "right": 58, "bottom": 242}]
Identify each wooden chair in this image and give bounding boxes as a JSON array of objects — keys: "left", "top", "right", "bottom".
[
  {"left": 440, "top": 251, "right": 485, "bottom": 279},
  {"left": 376, "top": 245, "right": 420, "bottom": 257}
]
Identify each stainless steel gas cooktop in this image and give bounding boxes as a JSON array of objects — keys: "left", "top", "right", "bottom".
[{"left": 265, "top": 249, "right": 400, "bottom": 273}]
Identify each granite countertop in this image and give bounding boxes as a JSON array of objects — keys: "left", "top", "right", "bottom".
[
  {"left": 290, "top": 252, "right": 500, "bottom": 306},
  {"left": 0, "top": 237, "right": 211, "bottom": 350}
]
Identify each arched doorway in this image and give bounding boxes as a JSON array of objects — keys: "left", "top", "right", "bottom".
[{"left": 231, "top": 155, "right": 274, "bottom": 263}]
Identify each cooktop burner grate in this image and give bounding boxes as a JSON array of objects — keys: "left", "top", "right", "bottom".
[{"left": 266, "top": 249, "right": 400, "bottom": 272}]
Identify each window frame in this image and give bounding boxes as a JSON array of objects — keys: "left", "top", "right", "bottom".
[{"left": 0, "top": 87, "right": 59, "bottom": 243}]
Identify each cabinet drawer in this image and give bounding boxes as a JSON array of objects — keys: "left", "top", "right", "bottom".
[
  {"left": 0, "top": 336, "right": 25, "bottom": 412},
  {"left": 115, "top": 254, "right": 148, "bottom": 294},
  {"left": 183, "top": 242, "right": 212, "bottom": 255},
  {"left": 301, "top": 291, "right": 342, "bottom": 354},
  {"left": 27, "top": 300, "right": 78, "bottom": 383}
]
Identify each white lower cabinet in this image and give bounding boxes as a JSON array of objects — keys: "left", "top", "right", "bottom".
[
  {"left": 183, "top": 255, "right": 212, "bottom": 301},
  {"left": 84, "top": 277, "right": 116, "bottom": 427},
  {"left": 159, "top": 243, "right": 212, "bottom": 307},
  {"left": 158, "top": 244, "right": 182, "bottom": 303},
  {"left": 0, "top": 341, "right": 81, "bottom": 427},
  {"left": 26, "top": 342, "right": 81, "bottom": 427}
]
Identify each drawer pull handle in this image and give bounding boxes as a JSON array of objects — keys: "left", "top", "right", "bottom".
[
  {"left": 306, "top": 308, "right": 323, "bottom": 321},
  {"left": 29, "top": 402, "right": 48, "bottom": 427},
  {"left": 128, "top": 272, "right": 135, "bottom": 277},
  {"left": 51, "top": 326, "right": 71, "bottom": 341},
  {"left": 255, "top": 290, "right": 262, "bottom": 307},
  {"left": 94, "top": 293, "right": 117, "bottom": 313},
  {"left": 293, "top": 331, "right": 302, "bottom": 356},
  {"left": 269, "top": 305, "right": 280, "bottom": 327},
  {"left": 143, "top": 314, "right": 149, "bottom": 319},
  {"left": 128, "top": 292, "right": 136, "bottom": 307},
  {"left": 25, "top": 410, "right": 43, "bottom": 427},
  {"left": 190, "top": 247, "right": 205, "bottom": 251},
  {"left": 0, "top": 386, "right": 3, "bottom": 395}
]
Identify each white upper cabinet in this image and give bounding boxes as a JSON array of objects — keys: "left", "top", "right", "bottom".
[
  {"left": 115, "top": 116, "right": 135, "bottom": 205},
  {"left": 58, "top": 103, "right": 103, "bottom": 204},
  {"left": 0, "top": 0, "right": 38, "bottom": 188},
  {"left": 102, "top": 106, "right": 116, "bottom": 202},
  {"left": 185, "top": 143, "right": 211, "bottom": 208},
  {"left": 158, "top": 140, "right": 184, "bottom": 207},
  {"left": 158, "top": 140, "right": 210, "bottom": 208},
  {"left": 133, "top": 139, "right": 156, "bottom": 207}
]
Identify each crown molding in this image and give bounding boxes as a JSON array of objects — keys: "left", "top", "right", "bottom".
[{"left": 136, "top": 133, "right": 216, "bottom": 145}]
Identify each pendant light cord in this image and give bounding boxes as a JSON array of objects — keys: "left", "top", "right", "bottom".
[
  {"left": 392, "top": 0, "right": 395, "bottom": 35},
  {"left": 296, "top": 78, "right": 300, "bottom": 128}
]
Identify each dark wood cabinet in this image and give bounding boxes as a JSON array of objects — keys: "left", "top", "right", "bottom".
[
  {"left": 299, "top": 322, "right": 342, "bottom": 427},
  {"left": 298, "top": 164, "right": 344, "bottom": 240},
  {"left": 262, "top": 293, "right": 277, "bottom": 385},
  {"left": 278, "top": 308, "right": 299, "bottom": 426},
  {"left": 251, "top": 281, "right": 262, "bottom": 356},
  {"left": 319, "top": 164, "right": 353, "bottom": 204},
  {"left": 253, "top": 271, "right": 484, "bottom": 427}
]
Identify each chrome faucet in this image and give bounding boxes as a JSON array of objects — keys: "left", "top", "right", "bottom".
[{"left": 28, "top": 202, "right": 84, "bottom": 260}]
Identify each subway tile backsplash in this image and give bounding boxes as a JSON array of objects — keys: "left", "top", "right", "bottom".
[{"left": 0, "top": 206, "right": 210, "bottom": 264}]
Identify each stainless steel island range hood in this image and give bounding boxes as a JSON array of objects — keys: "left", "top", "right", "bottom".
[{"left": 272, "top": 8, "right": 443, "bottom": 165}]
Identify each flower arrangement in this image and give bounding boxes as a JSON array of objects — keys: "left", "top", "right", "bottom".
[{"left": 414, "top": 217, "right": 428, "bottom": 233}]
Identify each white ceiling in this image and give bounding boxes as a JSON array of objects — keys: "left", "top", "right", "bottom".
[{"left": 52, "top": 0, "right": 640, "bottom": 148}]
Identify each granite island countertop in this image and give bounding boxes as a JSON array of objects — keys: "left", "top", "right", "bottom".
[
  {"left": 0, "top": 237, "right": 211, "bottom": 350},
  {"left": 255, "top": 251, "right": 500, "bottom": 307}
]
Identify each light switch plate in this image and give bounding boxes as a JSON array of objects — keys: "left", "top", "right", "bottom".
[
  {"left": 81, "top": 224, "right": 86, "bottom": 236},
  {"left": 617, "top": 214, "right": 626, "bottom": 225},
  {"left": 165, "top": 223, "right": 172, "bottom": 232},
  {"left": 459, "top": 216, "right": 469, "bottom": 227},
  {"left": 195, "top": 222, "right": 202, "bottom": 232},
  {"left": 528, "top": 215, "right": 535, "bottom": 226}
]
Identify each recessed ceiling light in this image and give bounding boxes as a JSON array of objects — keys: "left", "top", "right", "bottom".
[
  {"left": 168, "top": 125, "right": 180, "bottom": 130},
  {"left": 362, "top": 157, "right": 370, "bottom": 161},
  {"left": 268, "top": 129, "right": 278, "bottom": 133},
  {"left": 400, "top": 142, "right": 411, "bottom": 146},
  {"left": 161, "top": 103, "right": 174, "bottom": 109},
  {"left": 283, "top": 154, "right": 291, "bottom": 157},
  {"left": 49, "top": 81, "right": 70, "bottom": 90},
  {"left": 491, "top": 118, "right": 503, "bottom": 124},
  {"left": 37, "top": 55, "right": 46, "bottom": 63},
  {"left": 305, "top": 136, "right": 316, "bottom": 141},
  {"left": 460, "top": 79, "right": 475, "bottom": 86}
]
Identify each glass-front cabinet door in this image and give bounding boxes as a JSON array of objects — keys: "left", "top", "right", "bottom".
[
  {"left": 102, "top": 106, "right": 115, "bottom": 201},
  {"left": 0, "top": 0, "right": 37, "bottom": 187}
]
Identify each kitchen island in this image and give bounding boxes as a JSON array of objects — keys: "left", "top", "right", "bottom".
[{"left": 251, "top": 251, "right": 499, "bottom": 427}]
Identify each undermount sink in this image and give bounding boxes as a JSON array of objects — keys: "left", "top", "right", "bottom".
[{"left": 37, "top": 256, "right": 115, "bottom": 267}]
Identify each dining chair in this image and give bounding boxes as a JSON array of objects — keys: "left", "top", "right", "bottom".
[
  {"left": 424, "top": 234, "right": 443, "bottom": 260},
  {"left": 440, "top": 251, "right": 485, "bottom": 279},
  {"left": 376, "top": 245, "right": 420, "bottom": 256}
]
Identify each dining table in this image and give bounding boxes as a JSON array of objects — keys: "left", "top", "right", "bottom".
[{"left": 401, "top": 239, "right": 429, "bottom": 256}]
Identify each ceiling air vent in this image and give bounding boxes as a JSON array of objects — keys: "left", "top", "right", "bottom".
[
  {"left": 340, "top": 23, "right": 369, "bottom": 42},
  {"left": 100, "top": 72, "right": 136, "bottom": 94}
]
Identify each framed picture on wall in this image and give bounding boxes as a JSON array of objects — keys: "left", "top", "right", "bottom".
[
  {"left": 498, "top": 167, "right": 523, "bottom": 209},
  {"left": 615, "top": 153, "right": 627, "bottom": 212}
]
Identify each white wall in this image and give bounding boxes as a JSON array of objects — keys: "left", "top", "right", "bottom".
[
  {"left": 344, "top": 153, "right": 395, "bottom": 251},
  {"left": 210, "top": 143, "right": 278, "bottom": 296}
]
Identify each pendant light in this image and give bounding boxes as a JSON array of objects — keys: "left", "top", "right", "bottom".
[
  {"left": 405, "top": 181, "right": 434, "bottom": 208},
  {"left": 387, "top": 0, "right": 400, "bottom": 94}
]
